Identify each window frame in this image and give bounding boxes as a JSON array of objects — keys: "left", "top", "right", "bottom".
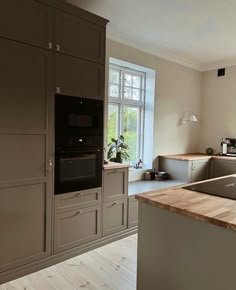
[{"left": 108, "top": 63, "right": 146, "bottom": 163}]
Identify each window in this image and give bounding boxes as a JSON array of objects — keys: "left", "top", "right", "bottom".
[{"left": 108, "top": 64, "right": 146, "bottom": 163}]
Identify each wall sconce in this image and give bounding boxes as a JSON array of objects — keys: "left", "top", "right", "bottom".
[{"left": 181, "top": 112, "right": 198, "bottom": 124}]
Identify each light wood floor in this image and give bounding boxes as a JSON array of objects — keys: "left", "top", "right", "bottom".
[{"left": 0, "top": 234, "right": 137, "bottom": 290}]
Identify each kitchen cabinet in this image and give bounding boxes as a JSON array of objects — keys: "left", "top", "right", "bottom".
[
  {"left": 103, "top": 168, "right": 128, "bottom": 203},
  {"left": 54, "top": 205, "right": 101, "bottom": 254},
  {"left": 56, "top": 54, "right": 104, "bottom": 99},
  {"left": 128, "top": 196, "right": 139, "bottom": 228},
  {"left": 0, "top": 0, "right": 53, "bottom": 50},
  {"left": 210, "top": 158, "right": 236, "bottom": 178},
  {"left": 55, "top": 9, "right": 106, "bottom": 63},
  {"left": 54, "top": 187, "right": 101, "bottom": 214},
  {"left": 103, "top": 199, "right": 127, "bottom": 236},
  {"left": 159, "top": 156, "right": 209, "bottom": 183}
]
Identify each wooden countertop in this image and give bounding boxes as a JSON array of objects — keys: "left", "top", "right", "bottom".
[
  {"left": 103, "top": 162, "right": 130, "bottom": 170},
  {"left": 160, "top": 153, "right": 236, "bottom": 161},
  {"left": 136, "top": 174, "right": 236, "bottom": 232}
]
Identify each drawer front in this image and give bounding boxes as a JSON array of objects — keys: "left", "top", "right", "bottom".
[
  {"left": 54, "top": 188, "right": 101, "bottom": 214},
  {"left": 103, "top": 199, "right": 127, "bottom": 236},
  {"left": 128, "top": 197, "right": 138, "bottom": 228},
  {"left": 56, "top": 10, "right": 105, "bottom": 63},
  {"left": 54, "top": 205, "right": 101, "bottom": 254},
  {"left": 103, "top": 169, "right": 128, "bottom": 202},
  {"left": 56, "top": 53, "right": 104, "bottom": 100},
  {"left": 212, "top": 159, "right": 236, "bottom": 178}
]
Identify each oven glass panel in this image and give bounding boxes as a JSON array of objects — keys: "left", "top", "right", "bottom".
[
  {"left": 67, "top": 113, "right": 97, "bottom": 128},
  {"left": 60, "top": 153, "right": 96, "bottom": 183}
]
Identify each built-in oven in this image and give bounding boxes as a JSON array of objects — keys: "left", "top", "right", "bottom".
[
  {"left": 54, "top": 146, "right": 102, "bottom": 195},
  {"left": 54, "top": 95, "right": 104, "bottom": 195}
]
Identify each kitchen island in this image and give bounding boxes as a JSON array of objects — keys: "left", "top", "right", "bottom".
[{"left": 136, "top": 174, "right": 236, "bottom": 290}]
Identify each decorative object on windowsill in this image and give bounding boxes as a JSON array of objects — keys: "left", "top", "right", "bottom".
[
  {"left": 134, "top": 159, "right": 143, "bottom": 169},
  {"left": 107, "top": 135, "right": 130, "bottom": 163},
  {"left": 181, "top": 111, "right": 198, "bottom": 124}
]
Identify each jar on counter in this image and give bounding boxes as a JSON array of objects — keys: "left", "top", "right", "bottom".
[{"left": 144, "top": 172, "right": 151, "bottom": 180}]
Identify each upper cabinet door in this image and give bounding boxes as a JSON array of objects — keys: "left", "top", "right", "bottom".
[
  {"left": 56, "top": 10, "right": 106, "bottom": 64},
  {"left": 0, "top": 0, "right": 53, "bottom": 50}
]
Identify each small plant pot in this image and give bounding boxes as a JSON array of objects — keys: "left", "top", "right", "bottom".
[{"left": 116, "top": 152, "right": 123, "bottom": 163}]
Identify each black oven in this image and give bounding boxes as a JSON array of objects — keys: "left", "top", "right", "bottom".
[
  {"left": 54, "top": 146, "right": 102, "bottom": 194},
  {"left": 54, "top": 95, "right": 103, "bottom": 195}
]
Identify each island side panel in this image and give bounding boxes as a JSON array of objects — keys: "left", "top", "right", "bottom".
[{"left": 137, "top": 201, "right": 236, "bottom": 290}]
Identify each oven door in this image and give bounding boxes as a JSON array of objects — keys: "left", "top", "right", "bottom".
[{"left": 55, "top": 147, "right": 102, "bottom": 194}]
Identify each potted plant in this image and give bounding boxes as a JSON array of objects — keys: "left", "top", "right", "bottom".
[{"left": 107, "top": 135, "right": 130, "bottom": 163}]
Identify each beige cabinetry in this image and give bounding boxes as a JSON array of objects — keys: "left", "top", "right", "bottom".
[
  {"left": 0, "top": 0, "right": 53, "bottom": 50},
  {"left": 0, "top": 37, "right": 53, "bottom": 272},
  {"left": 128, "top": 196, "right": 139, "bottom": 228},
  {"left": 159, "top": 156, "right": 209, "bottom": 183},
  {"left": 55, "top": 9, "right": 105, "bottom": 63},
  {"left": 54, "top": 188, "right": 102, "bottom": 254},
  {"left": 210, "top": 158, "right": 236, "bottom": 178}
]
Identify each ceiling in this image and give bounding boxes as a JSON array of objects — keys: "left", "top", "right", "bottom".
[{"left": 68, "top": 0, "right": 236, "bottom": 71}]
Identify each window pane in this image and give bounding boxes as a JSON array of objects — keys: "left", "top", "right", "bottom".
[
  {"left": 133, "top": 75, "right": 141, "bottom": 88},
  {"left": 109, "top": 84, "right": 119, "bottom": 98},
  {"left": 108, "top": 104, "right": 119, "bottom": 144},
  {"left": 123, "top": 106, "right": 140, "bottom": 162},
  {"left": 109, "top": 69, "right": 120, "bottom": 84},
  {"left": 133, "top": 89, "right": 141, "bottom": 101},
  {"left": 124, "top": 87, "right": 132, "bottom": 99},
  {"left": 124, "top": 74, "right": 132, "bottom": 86}
]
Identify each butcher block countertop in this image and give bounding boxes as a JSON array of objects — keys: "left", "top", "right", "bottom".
[
  {"left": 160, "top": 153, "right": 236, "bottom": 161},
  {"left": 136, "top": 174, "right": 236, "bottom": 232},
  {"left": 103, "top": 162, "right": 130, "bottom": 170}
]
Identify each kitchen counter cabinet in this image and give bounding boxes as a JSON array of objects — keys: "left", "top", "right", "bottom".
[
  {"left": 159, "top": 156, "right": 209, "bottom": 182},
  {"left": 136, "top": 174, "right": 236, "bottom": 290},
  {"left": 103, "top": 168, "right": 128, "bottom": 203},
  {"left": 210, "top": 158, "right": 236, "bottom": 178}
]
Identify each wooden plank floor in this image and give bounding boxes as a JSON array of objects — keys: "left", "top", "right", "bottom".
[{"left": 0, "top": 234, "right": 137, "bottom": 290}]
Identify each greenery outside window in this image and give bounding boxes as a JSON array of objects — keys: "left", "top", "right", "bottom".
[{"left": 108, "top": 64, "right": 146, "bottom": 163}]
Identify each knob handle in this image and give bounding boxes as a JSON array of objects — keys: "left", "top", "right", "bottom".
[
  {"left": 56, "top": 44, "right": 61, "bottom": 51},
  {"left": 48, "top": 42, "right": 53, "bottom": 49}
]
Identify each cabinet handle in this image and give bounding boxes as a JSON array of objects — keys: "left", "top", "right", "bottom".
[
  {"left": 56, "top": 87, "right": 61, "bottom": 94},
  {"left": 111, "top": 202, "right": 118, "bottom": 206},
  {"left": 47, "top": 159, "right": 53, "bottom": 173},
  {"left": 75, "top": 192, "right": 82, "bottom": 197},
  {"left": 56, "top": 44, "right": 61, "bottom": 51},
  {"left": 75, "top": 210, "right": 83, "bottom": 215},
  {"left": 48, "top": 42, "right": 53, "bottom": 49},
  {"left": 108, "top": 169, "right": 117, "bottom": 175}
]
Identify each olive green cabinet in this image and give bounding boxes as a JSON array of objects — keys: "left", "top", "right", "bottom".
[
  {"left": 0, "top": 0, "right": 53, "bottom": 50},
  {"left": 56, "top": 54, "right": 104, "bottom": 99},
  {"left": 55, "top": 9, "right": 106, "bottom": 63}
]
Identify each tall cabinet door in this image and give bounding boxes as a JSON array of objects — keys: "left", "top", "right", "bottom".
[
  {"left": 0, "top": 0, "right": 53, "bottom": 50},
  {"left": 55, "top": 10, "right": 106, "bottom": 63},
  {"left": 0, "top": 38, "right": 53, "bottom": 272}
]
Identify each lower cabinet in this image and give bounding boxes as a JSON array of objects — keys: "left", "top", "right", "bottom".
[
  {"left": 128, "top": 196, "right": 138, "bottom": 228},
  {"left": 210, "top": 158, "right": 236, "bottom": 178},
  {"left": 0, "top": 184, "right": 52, "bottom": 273},
  {"left": 54, "top": 205, "right": 101, "bottom": 254},
  {"left": 103, "top": 199, "right": 127, "bottom": 236}
]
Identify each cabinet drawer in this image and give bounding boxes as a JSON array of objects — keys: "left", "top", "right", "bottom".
[
  {"left": 103, "top": 168, "right": 128, "bottom": 202},
  {"left": 54, "top": 188, "right": 101, "bottom": 214},
  {"left": 54, "top": 205, "right": 101, "bottom": 254},
  {"left": 56, "top": 10, "right": 105, "bottom": 63},
  {"left": 103, "top": 199, "right": 127, "bottom": 236},
  {"left": 211, "top": 159, "right": 236, "bottom": 178},
  {"left": 56, "top": 54, "right": 104, "bottom": 100},
  {"left": 0, "top": 0, "right": 52, "bottom": 50},
  {"left": 128, "top": 197, "right": 138, "bottom": 228}
]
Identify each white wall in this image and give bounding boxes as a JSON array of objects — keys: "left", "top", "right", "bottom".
[
  {"left": 200, "top": 66, "right": 236, "bottom": 153},
  {"left": 105, "top": 40, "right": 201, "bottom": 167}
]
